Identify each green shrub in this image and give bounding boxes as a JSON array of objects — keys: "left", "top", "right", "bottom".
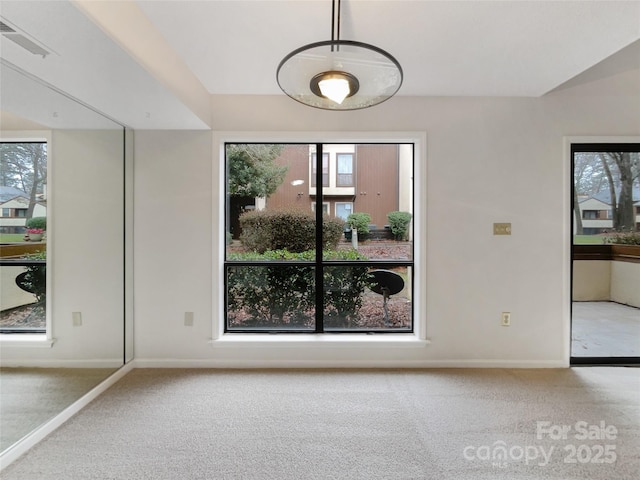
[
  {"left": 604, "top": 229, "right": 640, "bottom": 245},
  {"left": 227, "top": 249, "right": 371, "bottom": 327},
  {"left": 26, "top": 217, "right": 47, "bottom": 230},
  {"left": 387, "top": 211, "right": 412, "bottom": 240},
  {"left": 322, "top": 216, "right": 346, "bottom": 249},
  {"left": 346, "top": 212, "right": 371, "bottom": 241},
  {"left": 19, "top": 250, "right": 46, "bottom": 304},
  {"left": 322, "top": 250, "right": 373, "bottom": 328},
  {"left": 239, "top": 208, "right": 344, "bottom": 253},
  {"left": 347, "top": 212, "right": 371, "bottom": 233}
]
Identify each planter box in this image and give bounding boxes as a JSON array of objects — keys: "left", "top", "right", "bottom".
[
  {"left": 611, "top": 245, "right": 640, "bottom": 263},
  {"left": 573, "top": 244, "right": 640, "bottom": 308},
  {"left": 0, "top": 243, "right": 47, "bottom": 258},
  {"left": 573, "top": 244, "right": 640, "bottom": 263}
]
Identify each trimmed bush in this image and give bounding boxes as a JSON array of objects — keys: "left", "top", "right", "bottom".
[
  {"left": 387, "top": 211, "right": 412, "bottom": 240},
  {"left": 239, "top": 208, "right": 344, "bottom": 253},
  {"left": 322, "top": 216, "right": 345, "bottom": 249},
  {"left": 346, "top": 212, "right": 371, "bottom": 241},
  {"left": 605, "top": 229, "right": 640, "bottom": 245},
  {"left": 19, "top": 250, "right": 46, "bottom": 304},
  {"left": 227, "top": 249, "right": 371, "bottom": 327},
  {"left": 26, "top": 217, "right": 47, "bottom": 230}
]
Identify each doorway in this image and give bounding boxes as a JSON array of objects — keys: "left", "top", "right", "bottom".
[{"left": 570, "top": 142, "right": 640, "bottom": 364}]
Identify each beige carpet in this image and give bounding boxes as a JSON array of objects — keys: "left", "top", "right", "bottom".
[
  {"left": 0, "top": 367, "right": 117, "bottom": 451},
  {"left": 2, "top": 367, "right": 639, "bottom": 479}
]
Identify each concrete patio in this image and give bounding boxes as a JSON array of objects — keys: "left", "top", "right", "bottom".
[{"left": 572, "top": 301, "right": 640, "bottom": 357}]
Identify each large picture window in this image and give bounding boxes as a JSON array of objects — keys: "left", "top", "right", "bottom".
[{"left": 224, "top": 143, "right": 414, "bottom": 333}]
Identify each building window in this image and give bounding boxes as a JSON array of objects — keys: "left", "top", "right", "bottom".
[
  {"left": 335, "top": 202, "right": 352, "bottom": 220},
  {"left": 225, "top": 142, "right": 414, "bottom": 333},
  {"left": 311, "top": 152, "right": 329, "bottom": 186},
  {"left": 311, "top": 202, "right": 330, "bottom": 215},
  {"left": 336, "top": 153, "right": 354, "bottom": 186},
  {"left": 0, "top": 141, "right": 47, "bottom": 334},
  {"left": 311, "top": 202, "right": 329, "bottom": 215},
  {"left": 583, "top": 210, "right": 598, "bottom": 220}
]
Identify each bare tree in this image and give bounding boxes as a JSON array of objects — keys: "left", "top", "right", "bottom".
[
  {"left": 605, "top": 152, "right": 636, "bottom": 231},
  {"left": 0, "top": 142, "right": 47, "bottom": 219},
  {"left": 573, "top": 153, "right": 592, "bottom": 235}
]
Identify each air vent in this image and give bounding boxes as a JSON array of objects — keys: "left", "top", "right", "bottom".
[
  {"left": 0, "top": 17, "right": 51, "bottom": 57},
  {"left": 0, "top": 21, "right": 16, "bottom": 33}
]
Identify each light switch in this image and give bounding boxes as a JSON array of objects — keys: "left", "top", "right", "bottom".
[{"left": 493, "top": 223, "right": 512, "bottom": 235}]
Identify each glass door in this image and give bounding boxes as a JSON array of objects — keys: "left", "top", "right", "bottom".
[{"left": 570, "top": 143, "right": 640, "bottom": 364}]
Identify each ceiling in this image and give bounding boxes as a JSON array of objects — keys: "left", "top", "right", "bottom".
[{"left": 1, "top": 0, "right": 639, "bottom": 129}]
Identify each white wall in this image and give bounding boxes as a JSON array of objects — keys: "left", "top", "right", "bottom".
[
  {"left": 573, "top": 259, "right": 640, "bottom": 308},
  {"left": 133, "top": 67, "right": 639, "bottom": 368},
  {"left": 572, "top": 261, "right": 611, "bottom": 301},
  {"left": 611, "top": 261, "right": 640, "bottom": 308},
  {"left": 1, "top": 267, "right": 36, "bottom": 310},
  {"left": 1, "top": 130, "right": 125, "bottom": 367}
]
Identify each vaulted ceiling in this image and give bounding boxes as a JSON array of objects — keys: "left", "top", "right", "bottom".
[{"left": 1, "top": 0, "right": 639, "bottom": 129}]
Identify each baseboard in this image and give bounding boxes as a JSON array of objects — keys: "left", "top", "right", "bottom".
[
  {"left": 0, "top": 359, "right": 123, "bottom": 368},
  {"left": 132, "top": 358, "right": 569, "bottom": 369},
  {"left": 0, "top": 362, "right": 134, "bottom": 471}
]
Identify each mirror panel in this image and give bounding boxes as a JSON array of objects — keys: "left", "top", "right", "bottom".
[{"left": 0, "top": 62, "right": 128, "bottom": 453}]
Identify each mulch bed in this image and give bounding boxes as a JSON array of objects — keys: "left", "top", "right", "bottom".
[{"left": 0, "top": 303, "right": 45, "bottom": 329}]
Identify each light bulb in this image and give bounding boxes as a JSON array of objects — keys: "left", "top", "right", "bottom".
[{"left": 318, "top": 77, "right": 350, "bottom": 104}]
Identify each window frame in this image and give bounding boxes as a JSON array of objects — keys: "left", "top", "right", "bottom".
[
  {"left": 335, "top": 202, "right": 353, "bottom": 220},
  {"left": 311, "top": 201, "right": 330, "bottom": 215},
  {"left": 213, "top": 132, "right": 427, "bottom": 346},
  {"left": 336, "top": 152, "right": 354, "bottom": 186},
  {"left": 0, "top": 134, "right": 52, "bottom": 342}
]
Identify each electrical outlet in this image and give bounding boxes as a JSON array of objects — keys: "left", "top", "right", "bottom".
[
  {"left": 184, "top": 312, "right": 194, "bottom": 327},
  {"left": 72, "top": 312, "right": 82, "bottom": 327},
  {"left": 501, "top": 312, "right": 511, "bottom": 326}
]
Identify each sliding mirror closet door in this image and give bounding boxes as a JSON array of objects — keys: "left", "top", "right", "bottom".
[{"left": 0, "top": 63, "right": 128, "bottom": 453}]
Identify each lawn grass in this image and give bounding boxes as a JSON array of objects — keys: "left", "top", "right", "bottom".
[
  {"left": 573, "top": 235, "right": 606, "bottom": 245},
  {"left": 0, "top": 234, "right": 26, "bottom": 243}
]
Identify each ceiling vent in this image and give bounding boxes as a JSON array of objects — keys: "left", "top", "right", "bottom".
[{"left": 0, "top": 19, "right": 51, "bottom": 57}]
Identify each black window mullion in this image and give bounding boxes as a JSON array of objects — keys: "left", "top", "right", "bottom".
[{"left": 315, "top": 143, "right": 324, "bottom": 333}]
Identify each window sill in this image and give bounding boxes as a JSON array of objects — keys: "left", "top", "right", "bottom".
[
  {"left": 210, "top": 333, "right": 429, "bottom": 349},
  {"left": 0, "top": 334, "right": 55, "bottom": 348}
]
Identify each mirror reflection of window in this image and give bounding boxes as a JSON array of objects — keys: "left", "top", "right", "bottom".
[{"left": 0, "top": 141, "right": 48, "bottom": 334}]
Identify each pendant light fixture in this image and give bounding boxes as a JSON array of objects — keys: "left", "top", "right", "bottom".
[{"left": 277, "top": 0, "right": 403, "bottom": 110}]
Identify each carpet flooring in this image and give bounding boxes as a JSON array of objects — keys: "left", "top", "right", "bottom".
[
  {"left": 0, "top": 367, "right": 117, "bottom": 451},
  {"left": 2, "top": 367, "right": 639, "bottom": 479}
]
